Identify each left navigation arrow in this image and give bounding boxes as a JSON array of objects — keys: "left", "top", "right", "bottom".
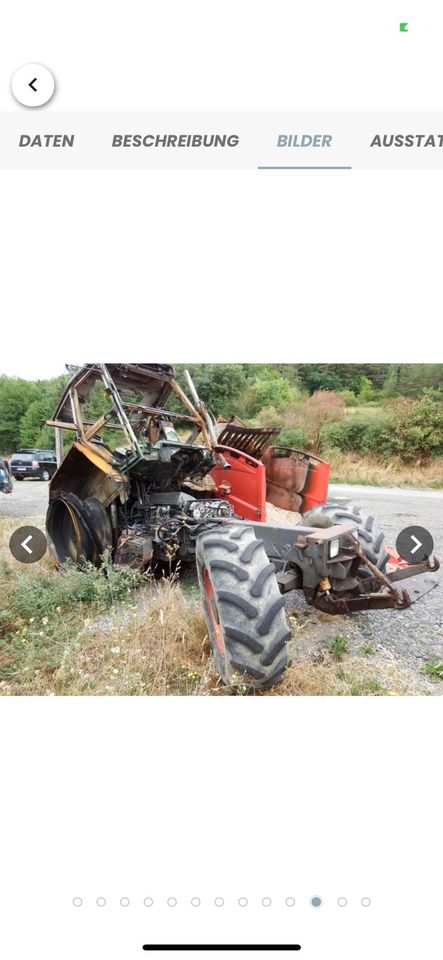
[
  {"left": 28, "top": 77, "right": 38, "bottom": 92},
  {"left": 9, "top": 525, "right": 48, "bottom": 563},
  {"left": 21, "top": 534, "right": 33, "bottom": 554}
]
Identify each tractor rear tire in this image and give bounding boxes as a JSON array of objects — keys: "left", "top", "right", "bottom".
[
  {"left": 46, "top": 493, "right": 113, "bottom": 566},
  {"left": 302, "top": 500, "right": 389, "bottom": 572},
  {"left": 196, "top": 524, "right": 290, "bottom": 690}
]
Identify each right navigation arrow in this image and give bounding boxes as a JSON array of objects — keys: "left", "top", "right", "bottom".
[
  {"left": 410, "top": 535, "right": 422, "bottom": 555},
  {"left": 396, "top": 525, "right": 434, "bottom": 564}
]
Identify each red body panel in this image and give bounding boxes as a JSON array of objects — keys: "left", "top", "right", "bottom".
[
  {"left": 210, "top": 445, "right": 266, "bottom": 521},
  {"left": 386, "top": 547, "right": 409, "bottom": 569},
  {"left": 301, "top": 455, "right": 330, "bottom": 512},
  {"left": 261, "top": 446, "right": 330, "bottom": 514}
]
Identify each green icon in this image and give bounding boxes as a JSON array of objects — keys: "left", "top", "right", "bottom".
[{"left": 400, "top": 22, "right": 408, "bottom": 31}]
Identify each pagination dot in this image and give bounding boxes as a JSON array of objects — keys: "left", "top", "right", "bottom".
[
  {"left": 96, "top": 897, "right": 106, "bottom": 907},
  {"left": 238, "top": 897, "right": 248, "bottom": 907},
  {"left": 144, "top": 898, "right": 154, "bottom": 907},
  {"left": 167, "top": 897, "right": 177, "bottom": 907},
  {"left": 191, "top": 897, "right": 201, "bottom": 907},
  {"left": 120, "top": 897, "right": 130, "bottom": 907},
  {"left": 262, "top": 897, "right": 272, "bottom": 907},
  {"left": 338, "top": 897, "right": 347, "bottom": 907},
  {"left": 285, "top": 897, "right": 295, "bottom": 907},
  {"left": 311, "top": 896, "right": 322, "bottom": 907},
  {"left": 214, "top": 897, "right": 224, "bottom": 907},
  {"left": 361, "top": 897, "right": 371, "bottom": 907},
  {"left": 72, "top": 897, "right": 82, "bottom": 907}
]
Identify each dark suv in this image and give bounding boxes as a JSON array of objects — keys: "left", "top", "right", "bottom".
[{"left": 9, "top": 448, "right": 57, "bottom": 482}]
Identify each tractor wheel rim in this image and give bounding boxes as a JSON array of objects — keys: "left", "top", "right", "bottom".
[{"left": 203, "top": 567, "right": 225, "bottom": 655}]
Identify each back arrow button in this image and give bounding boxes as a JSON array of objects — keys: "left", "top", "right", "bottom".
[{"left": 11, "top": 63, "right": 55, "bottom": 107}]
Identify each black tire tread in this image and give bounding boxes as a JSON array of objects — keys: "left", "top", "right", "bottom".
[
  {"left": 196, "top": 524, "right": 290, "bottom": 690},
  {"left": 217, "top": 591, "right": 258, "bottom": 618},
  {"left": 201, "top": 538, "right": 238, "bottom": 552},
  {"left": 225, "top": 626, "right": 264, "bottom": 654},
  {"left": 240, "top": 539, "right": 264, "bottom": 563},
  {"left": 261, "top": 627, "right": 291, "bottom": 667},
  {"left": 250, "top": 562, "right": 276, "bottom": 597},
  {"left": 210, "top": 559, "right": 249, "bottom": 581},
  {"left": 302, "top": 500, "right": 389, "bottom": 572}
]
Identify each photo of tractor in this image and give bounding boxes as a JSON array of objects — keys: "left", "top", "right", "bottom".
[{"left": 45, "top": 363, "right": 440, "bottom": 690}]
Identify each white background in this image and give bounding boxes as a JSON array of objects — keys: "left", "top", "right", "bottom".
[
  {"left": 0, "top": 0, "right": 442, "bottom": 112},
  {"left": 0, "top": 2, "right": 442, "bottom": 958}
]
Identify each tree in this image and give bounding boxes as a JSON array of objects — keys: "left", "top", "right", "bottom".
[
  {"left": 356, "top": 375, "right": 377, "bottom": 404},
  {"left": 301, "top": 391, "right": 346, "bottom": 451},
  {"left": 382, "top": 364, "right": 443, "bottom": 397},
  {"left": 176, "top": 364, "right": 247, "bottom": 417},
  {"left": 244, "top": 373, "right": 293, "bottom": 417},
  {"left": 0, "top": 377, "right": 39, "bottom": 453},
  {"left": 18, "top": 375, "right": 70, "bottom": 449}
]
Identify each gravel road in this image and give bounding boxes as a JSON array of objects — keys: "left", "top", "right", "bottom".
[
  {"left": 284, "top": 483, "right": 443, "bottom": 676},
  {"left": 0, "top": 479, "right": 48, "bottom": 520},
  {"left": 1, "top": 479, "right": 442, "bottom": 685}
]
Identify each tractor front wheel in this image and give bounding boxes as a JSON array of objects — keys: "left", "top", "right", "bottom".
[
  {"left": 302, "top": 500, "right": 389, "bottom": 572},
  {"left": 196, "top": 524, "right": 290, "bottom": 690}
]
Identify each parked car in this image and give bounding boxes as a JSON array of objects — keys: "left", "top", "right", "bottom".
[
  {"left": 9, "top": 448, "right": 58, "bottom": 481},
  {"left": 0, "top": 458, "right": 13, "bottom": 493}
]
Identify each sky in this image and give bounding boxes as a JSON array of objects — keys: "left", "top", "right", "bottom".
[{"left": 1, "top": 358, "right": 77, "bottom": 379}]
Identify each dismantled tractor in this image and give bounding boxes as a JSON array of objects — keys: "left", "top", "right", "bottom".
[{"left": 46, "top": 364, "right": 439, "bottom": 690}]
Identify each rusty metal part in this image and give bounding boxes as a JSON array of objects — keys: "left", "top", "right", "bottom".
[
  {"left": 47, "top": 362, "right": 221, "bottom": 467},
  {"left": 115, "top": 533, "right": 153, "bottom": 569},
  {"left": 49, "top": 440, "right": 126, "bottom": 507},
  {"left": 388, "top": 554, "right": 439, "bottom": 579},
  {"left": 307, "top": 543, "right": 440, "bottom": 613},
  {"left": 350, "top": 534, "right": 399, "bottom": 595},
  {"left": 47, "top": 418, "right": 127, "bottom": 432},
  {"left": 173, "top": 373, "right": 214, "bottom": 450},
  {"left": 307, "top": 586, "right": 412, "bottom": 614},
  {"left": 216, "top": 423, "right": 280, "bottom": 458},
  {"left": 356, "top": 555, "right": 439, "bottom": 594},
  {"left": 123, "top": 402, "right": 200, "bottom": 424}
]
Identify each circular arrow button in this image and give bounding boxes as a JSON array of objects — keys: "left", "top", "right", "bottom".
[
  {"left": 396, "top": 525, "right": 434, "bottom": 564},
  {"left": 9, "top": 526, "right": 47, "bottom": 564},
  {"left": 11, "top": 64, "right": 55, "bottom": 107}
]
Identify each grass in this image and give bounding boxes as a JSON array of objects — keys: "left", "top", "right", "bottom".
[
  {"left": 327, "top": 452, "right": 443, "bottom": 489},
  {"left": 362, "top": 643, "right": 375, "bottom": 656},
  {"left": 0, "top": 555, "right": 214, "bottom": 696},
  {"left": 328, "top": 635, "right": 349, "bottom": 661},
  {"left": 0, "top": 516, "right": 441, "bottom": 697},
  {"left": 420, "top": 661, "right": 443, "bottom": 681}
]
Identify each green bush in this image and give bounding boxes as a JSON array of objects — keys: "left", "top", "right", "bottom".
[
  {"left": 321, "top": 391, "right": 443, "bottom": 462},
  {"left": 338, "top": 389, "right": 358, "bottom": 407},
  {"left": 356, "top": 375, "right": 378, "bottom": 404},
  {"left": 244, "top": 374, "right": 293, "bottom": 417},
  {"left": 320, "top": 412, "right": 389, "bottom": 455},
  {"left": 5, "top": 556, "right": 146, "bottom": 624},
  {"left": 252, "top": 405, "right": 282, "bottom": 428},
  {"left": 383, "top": 391, "right": 443, "bottom": 462},
  {"left": 276, "top": 425, "right": 307, "bottom": 449}
]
